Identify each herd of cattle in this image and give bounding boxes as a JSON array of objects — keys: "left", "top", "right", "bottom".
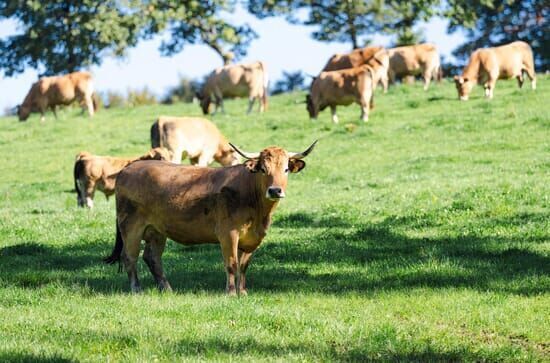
[{"left": 15, "top": 40, "right": 538, "bottom": 294}]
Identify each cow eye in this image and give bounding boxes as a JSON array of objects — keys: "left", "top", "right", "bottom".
[{"left": 285, "top": 168, "right": 289, "bottom": 173}]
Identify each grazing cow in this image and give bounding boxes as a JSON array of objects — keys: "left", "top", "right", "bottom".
[
  {"left": 150, "top": 116, "right": 239, "bottom": 166},
  {"left": 454, "top": 41, "right": 536, "bottom": 101},
  {"left": 104, "top": 141, "right": 317, "bottom": 295},
  {"left": 387, "top": 43, "right": 441, "bottom": 90},
  {"left": 322, "top": 46, "right": 390, "bottom": 92},
  {"left": 195, "top": 61, "right": 269, "bottom": 115},
  {"left": 18, "top": 71, "right": 96, "bottom": 122},
  {"left": 74, "top": 148, "right": 170, "bottom": 208},
  {"left": 306, "top": 65, "right": 375, "bottom": 123}
]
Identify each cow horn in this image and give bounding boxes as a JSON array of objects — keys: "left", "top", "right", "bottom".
[
  {"left": 288, "top": 140, "right": 318, "bottom": 159},
  {"left": 229, "top": 143, "right": 260, "bottom": 159}
]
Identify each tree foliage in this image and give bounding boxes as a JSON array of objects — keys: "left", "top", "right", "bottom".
[
  {"left": 0, "top": 0, "right": 142, "bottom": 76},
  {"left": 248, "top": 0, "right": 386, "bottom": 49},
  {"left": 0, "top": 0, "right": 256, "bottom": 76},
  {"left": 271, "top": 70, "right": 306, "bottom": 95},
  {"left": 446, "top": 0, "right": 549, "bottom": 70}
]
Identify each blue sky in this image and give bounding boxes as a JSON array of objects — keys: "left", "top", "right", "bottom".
[{"left": 0, "top": 7, "right": 465, "bottom": 114}]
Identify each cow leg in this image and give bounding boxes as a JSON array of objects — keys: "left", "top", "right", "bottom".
[
  {"left": 523, "top": 65, "right": 536, "bottom": 90},
  {"left": 330, "top": 106, "right": 339, "bottom": 124},
  {"left": 422, "top": 68, "right": 431, "bottom": 91},
  {"left": 381, "top": 73, "right": 389, "bottom": 93},
  {"left": 171, "top": 148, "right": 184, "bottom": 164},
  {"left": 119, "top": 217, "right": 145, "bottom": 293},
  {"left": 143, "top": 230, "right": 172, "bottom": 292},
  {"left": 197, "top": 153, "right": 212, "bottom": 167},
  {"left": 83, "top": 180, "right": 96, "bottom": 208},
  {"left": 516, "top": 74, "right": 524, "bottom": 89},
  {"left": 50, "top": 106, "right": 58, "bottom": 119},
  {"left": 85, "top": 94, "right": 94, "bottom": 117},
  {"left": 247, "top": 97, "right": 255, "bottom": 114},
  {"left": 238, "top": 251, "right": 253, "bottom": 296},
  {"left": 218, "top": 230, "right": 239, "bottom": 296}
]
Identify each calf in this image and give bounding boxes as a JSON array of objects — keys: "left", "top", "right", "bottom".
[
  {"left": 150, "top": 116, "right": 239, "bottom": 166},
  {"left": 307, "top": 65, "right": 375, "bottom": 123},
  {"left": 454, "top": 41, "right": 536, "bottom": 100},
  {"left": 387, "top": 43, "right": 441, "bottom": 90},
  {"left": 18, "top": 71, "right": 96, "bottom": 122},
  {"left": 74, "top": 148, "right": 170, "bottom": 208}
]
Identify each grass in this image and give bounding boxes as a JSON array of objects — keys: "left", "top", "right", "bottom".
[{"left": 0, "top": 78, "right": 548, "bottom": 362}]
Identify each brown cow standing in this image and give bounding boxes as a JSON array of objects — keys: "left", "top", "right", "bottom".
[
  {"left": 454, "top": 41, "right": 536, "bottom": 101},
  {"left": 307, "top": 65, "right": 376, "bottom": 123},
  {"left": 74, "top": 148, "right": 170, "bottom": 208},
  {"left": 387, "top": 44, "right": 441, "bottom": 91},
  {"left": 196, "top": 61, "right": 269, "bottom": 115},
  {"left": 18, "top": 71, "right": 96, "bottom": 122},
  {"left": 104, "top": 141, "right": 317, "bottom": 295},
  {"left": 322, "top": 46, "right": 390, "bottom": 93},
  {"left": 150, "top": 116, "right": 239, "bottom": 166}
]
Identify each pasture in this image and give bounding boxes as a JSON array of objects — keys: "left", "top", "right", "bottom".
[{"left": 0, "top": 78, "right": 548, "bottom": 362}]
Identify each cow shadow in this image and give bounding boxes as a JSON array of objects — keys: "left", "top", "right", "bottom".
[{"left": 1, "top": 211, "right": 548, "bottom": 296}]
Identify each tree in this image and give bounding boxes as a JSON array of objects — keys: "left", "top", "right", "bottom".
[
  {"left": 271, "top": 70, "right": 306, "bottom": 95},
  {"left": 141, "top": 0, "right": 257, "bottom": 65},
  {"left": 0, "top": 0, "right": 256, "bottom": 76},
  {"left": 0, "top": 0, "right": 143, "bottom": 76},
  {"left": 446, "top": 0, "right": 549, "bottom": 70},
  {"left": 248, "top": 0, "right": 385, "bottom": 49},
  {"left": 384, "top": 0, "right": 438, "bottom": 46}
]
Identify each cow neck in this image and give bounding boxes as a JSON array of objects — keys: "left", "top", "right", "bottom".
[{"left": 462, "top": 56, "right": 481, "bottom": 83}]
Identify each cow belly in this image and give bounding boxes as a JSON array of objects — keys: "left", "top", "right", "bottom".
[{"left": 164, "top": 222, "right": 219, "bottom": 245}]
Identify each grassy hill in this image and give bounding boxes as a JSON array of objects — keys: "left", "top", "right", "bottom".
[{"left": 0, "top": 78, "right": 548, "bottom": 362}]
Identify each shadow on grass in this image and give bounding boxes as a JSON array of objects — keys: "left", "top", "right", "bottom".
[
  {"left": 0, "top": 351, "right": 76, "bottom": 363},
  {"left": 0, "top": 211, "right": 548, "bottom": 296}
]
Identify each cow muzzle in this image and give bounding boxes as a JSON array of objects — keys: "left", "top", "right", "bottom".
[{"left": 266, "top": 187, "right": 285, "bottom": 200}]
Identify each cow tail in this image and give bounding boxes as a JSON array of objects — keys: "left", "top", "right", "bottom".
[
  {"left": 260, "top": 62, "right": 269, "bottom": 111},
  {"left": 73, "top": 159, "right": 83, "bottom": 197},
  {"left": 150, "top": 120, "right": 160, "bottom": 148},
  {"left": 104, "top": 220, "right": 124, "bottom": 272}
]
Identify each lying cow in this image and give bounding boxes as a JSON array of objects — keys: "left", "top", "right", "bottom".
[
  {"left": 196, "top": 61, "right": 269, "bottom": 115},
  {"left": 74, "top": 148, "right": 170, "bottom": 208},
  {"left": 150, "top": 116, "right": 239, "bottom": 166},
  {"left": 18, "top": 71, "right": 97, "bottom": 122},
  {"left": 454, "top": 41, "right": 536, "bottom": 101},
  {"left": 307, "top": 65, "right": 376, "bottom": 123},
  {"left": 387, "top": 43, "right": 441, "bottom": 91},
  {"left": 104, "top": 141, "right": 317, "bottom": 295},
  {"left": 322, "top": 46, "right": 390, "bottom": 93}
]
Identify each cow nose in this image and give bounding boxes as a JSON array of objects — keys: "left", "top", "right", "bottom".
[{"left": 267, "top": 187, "right": 285, "bottom": 199}]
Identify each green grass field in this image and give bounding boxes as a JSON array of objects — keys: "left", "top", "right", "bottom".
[{"left": 0, "top": 78, "right": 548, "bottom": 362}]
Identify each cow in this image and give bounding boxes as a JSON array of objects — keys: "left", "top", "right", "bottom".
[
  {"left": 74, "top": 148, "right": 170, "bottom": 208},
  {"left": 306, "top": 65, "right": 376, "bottom": 123},
  {"left": 18, "top": 71, "right": 97, "bottom": 122},
  {"left": 322, "top": 46, "right": 390, "bottom": 93},
  {"left": 150, "top": 116, "right": 239, "bottom": 166},
  {"left": 104, "top": 141, "right": 317, "bottom": 295},
  {"left": 387, "top": 43, "right": 441, "bottom": 91},
  {"left": 453, "top": 41, "right": 536, "bottom": 101},
  {"left": 195, "top": 61, "right": 269, "bottom": 115}
]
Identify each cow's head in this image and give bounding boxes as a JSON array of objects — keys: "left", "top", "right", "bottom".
[
  {"left": 216, "top": 145, "right": 240, "bottom": 166},
  {"left": 140, "top": 147, "right": 171, "bottom": 161},
  {"left": 305, "top": 94, "right": 318, "bottom": 119},
  {"left": 230, "top": 141, "right": 317, "bottom": 201},
  {"left": 195, "top": 91, "right": 211, "bottom": 115},
  {"left": 454, "top": 76, "right": 474, "bottom": 101},
  {"left": 17, "top": 104, "right": 31, "bottom": 121}
]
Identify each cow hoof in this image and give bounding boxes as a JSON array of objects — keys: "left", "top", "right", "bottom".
[
  {"left": 130, "top": 285, "right": 143, "bottom": 294},
  {"left": 239, "top": 289, "right": 248, "bottom": 297},
  {"left": 226, "top": 287, "right": 237, "bottom": 296}
]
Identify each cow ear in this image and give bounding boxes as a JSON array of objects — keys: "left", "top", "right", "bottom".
[
  {"left": 288, "top": 159, "right": 306, "bottom": 173},
  {"left": 244, "top": 159, "right": 260, "bottom": 173}
]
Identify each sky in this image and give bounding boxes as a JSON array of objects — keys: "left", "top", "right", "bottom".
[{"left": 0, "top": 7, "right": 466, "bottom": 114}]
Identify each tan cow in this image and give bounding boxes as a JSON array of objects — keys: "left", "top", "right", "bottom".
[
  {"left": 150, "top": 116, "right": 239, "bottom": 166},
  {"left": 306, "top": 65, "right": 376, "bottom": 123},
  {"left": 196, "top": 61, "right": 269, "bottom": 115},
  {"left": 18, "top": 71, "right": 96, "bottom": 122},
  {"left": 322, "top": 46, "right": 390, "bottom": 92},
  {"left": 387, "top": 43, "right": 441, "bottom": 90},
  {"left": 454, "top": 41, "right": 536, "bottom": 101},
  {"left": 104, "top": 141, "right": 317, "bottom": 294},
  {"left": 74, "top": 148, "right": 170, "bottom": 208}
]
